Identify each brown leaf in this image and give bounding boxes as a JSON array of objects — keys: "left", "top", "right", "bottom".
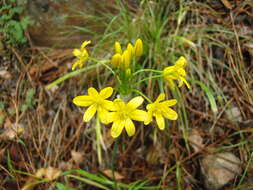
[
  {"left": 102, "top": 170, "right": 124, "bottom": 180},
  {"left": 220, "top": 0, "right": 232, "bottom": 9},
  {"left": 71, "top": 150, "right": 84, "bottom": 165},
  {"left": 0, "top": 119, "right": 24, "bottom": 140},
  {"left": 0, "top": 70, "right": 11, "bottom": 79}
]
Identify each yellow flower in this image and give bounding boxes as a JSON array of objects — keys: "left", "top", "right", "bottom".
[
  {"left": 114, "top": 41, "right": 122, "bottom": 54},
  {"left": 163, "top": 56, "right": 190, "bottom": 89},
  {"left": 144, "top": 93, "right": 178, "bottom": 130},
  {"left": 110, "top": 49, "right": 131, "bottom": 70},
  {"left": 127, "top": 43, "right": 134, "bottom": 58},
  {"left": 111, "top": 53, "right": 122, "bottom": 67},
  {"left": 110, "top": 39, "right": 143, "bottom": 70},
  {"left": 73, "top": 87, "right": 114, "bottom": 123},
  {"left": 107, "top": 97, "right": 148, "bottom": 138},
  {"left": 72, "top": 41, "right": 91, "bottom": 70},
  {"left": 134, "top": 38, "right": 143, "bottom": 57}
]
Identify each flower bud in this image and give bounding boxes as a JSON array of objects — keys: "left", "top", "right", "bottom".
[
  {"left": 111, "top": 53, "right": 122, "bottom": 67},
  {"left": 114, "top": 41, "right": 122, "bottom": 54},
  {"left": 134, "top": 38, "right": 143, "bottom": 57},
  {"left": 127, "top": 43, "right": 134, "bottom": 58},
  {"left": 126, "top": 68, "right": 131, "bottom": 76},
  {"left": 122, "top": 50, "right": 130, "bottom": 70}
]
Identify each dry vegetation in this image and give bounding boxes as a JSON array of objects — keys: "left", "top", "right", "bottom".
[{"left": 0, "top": 0, "right": 253, "bottom": 189}]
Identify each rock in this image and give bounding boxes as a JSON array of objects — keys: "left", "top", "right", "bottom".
[{"left": 201, "top": 152, "right": 242, "bottom": 190}]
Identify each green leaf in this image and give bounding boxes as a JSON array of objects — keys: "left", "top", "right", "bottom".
[
  {"left": 55, "top": 183, "right": 76, "bottom": 190},
  {"left": 190, "top": 79, "right": 218, "bottom": 114}
]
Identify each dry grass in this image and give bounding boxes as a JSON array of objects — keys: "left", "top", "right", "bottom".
[{"left": 0, "top": 0, "right": 253, "bottom": 189}]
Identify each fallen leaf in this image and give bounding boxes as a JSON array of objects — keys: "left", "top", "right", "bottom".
[
  {"left": 220, "top": 0, "right": 232, "bottom": 9},
  {"left": 71, "top": 150, "right": 84, "bottom": 165},
  {"left": 35, "top": 166, "right": 61, "bottom": 181},
  {"left": 102, "top": 170, "right": 124, "bottom": 180},
  {"left": 0, "top": 70, "right": 11, "bottom": 79},
  {"left": 0, "top": 119, "right": 24, "bottom": 140}
]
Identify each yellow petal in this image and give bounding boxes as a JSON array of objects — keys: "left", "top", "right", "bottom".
[
  {"left": 99, "top": 87, "right": 113, "bottom": 99},
  {"left": 114, "top": 41, "right": 122, "bottom": 54},
  {"left": 178, "top": 78, "right": 184, "bottom": 87},
  {"left": 72, "top": 61, "right": 79, "bottom": 71},
  {"left": 144, "top": 111, "right": 153, "bottom": 125},
  {"left": 146, "top": 103, "right": 154, "bottom": 111},
  {"left": 81, "top": 40, "right": 91, "bottom": 49},
  {"left": 73, "top": 49, "right": 81, "bottom": 57},
  {"left": 165, "top": 78, "right": 176, "bottom": 90},
  {"left": 88, "top": 87, "right": 98, "bottom": 97},
  {"left": 155, "top": 93, "right": 165, "bottom": 103},
  {"left": 83, "top": 105, "right": 97, "bottom": 122},
  {"left": 163, "top": 66, "right": 175, "bottom": 75},
  {"left": 125, "top": 118, "right": 135, "bottom": 136},
  {"left": 134, "top": 38, "right": 143, "bottom": 57},
  {"left": 105, "top": 112, "right": 117, "bottom": 124},
  {"left": 111, "top": 53, "right": 122, "bottom": 67},
  {"left": 162, "top": 99, "right": 177, "bottom": 106},
  {"left": 113, "top": 99, "right": 125, "bottom": 110},
  {"left": 98, "top": 108, "right": 110, "bottom": 124},
  {"left": 127, "top": 96, "right": 144, "bottom": 109},
  {"left": 175, "top": 56, "right": 186, "bottom": 67},
  {"left": 122, "top": 50, "right": 130, "bottom": 70},
  {"left": 131, "top": 110, "right": 148, "bottom": 121},
  {"left": 177, "top": 68, "right": 186, "bottom": 76},
  {"left": 162, "top": 107, "right": 178, "bottom": 120},
  {"left": 102, "top": 100, "right": 116, "bottom": 111},
  {"left": 80, "top": 49, "right": 88, "bottom": 58},
  {"left": 180, "top": 77, "right": 191, "bottom": 89},
  {"left": 111, "top": 120, "right": 125, "bottom": 138},
  {"left": 73, "top": 96, "right": 93, "bottom": 106},
  {"left": 127, "top": 43, "right": 134, "bottom": 58},
  {"left": 155, "top": 114, "right": 165, "bottom": 130}
]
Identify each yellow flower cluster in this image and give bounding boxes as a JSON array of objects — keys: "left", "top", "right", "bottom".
[
  {"left": 163, "top": 56, "right": 190, "bottom": 89},
  {"left": 72, "top": 41, "right": 91, "bottom": 70},
  {"left": 73, "top": 87, "right": 178, "bottom": 138},
  {"left": 111, "top": 39, "right": 143, "bottom": 70}
]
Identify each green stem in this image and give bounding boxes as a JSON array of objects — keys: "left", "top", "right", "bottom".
[
  {"left": 132, "top": 69, "right": 162, "bottom": 76},
  {"left": 112, "top": 138, "right": 119, "bottom": 189},
  {"left": 95, "top": 117, "right": 102, "bottom": 166},
  {"left": 66, "top": 174, "right": 110, "bottom": 190},
  {"left": 46, "top": 64, "right": 100, "bottom": 89},
  {"left": 132, "top": 89, "right": 152, "bottom": 103},
  {"left": 133, "top": 74, "right": 164, "bottom": 86}
]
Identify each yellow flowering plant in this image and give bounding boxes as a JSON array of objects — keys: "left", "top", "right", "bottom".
[
  {"left": 48, "top": 38, "right": 191, "bottom": 140},
  {"left": 43, "top": 37, "right": 192, "bottom": 171}
]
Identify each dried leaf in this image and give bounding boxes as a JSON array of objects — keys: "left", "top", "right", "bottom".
[
  {"left": 35, "top": 166, "right": 61, "bottom": 181},
  {"left": 71, "top": 150, "right": 84, "bottom": 165},
  {"left": 0, "top": 119, "right": 24, "bottom": 140},
  {"left": 0, "top": 70, "right": 11, "bottom": 79},
  {"left": 220, "top": 0, "right": 232, "bottom": 9},
  {"left": 102, "top": 170, "right": 124, "bottom": 180}
]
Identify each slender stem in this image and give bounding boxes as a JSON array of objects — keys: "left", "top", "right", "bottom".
[
  {"left": 46, "top": 64, "right": 100, "bottom": 89},
  {"left": 95, "top": 117, "right": 102, "bottom": 166},
  {"left": 132, "top": 89, "right": 152, "bottom": 103},
  {"left": 132, "top": 69, "right": 162, "bottom": 76},
  {"left": 133, "top": 74, "right": 164, "bottom": 86},
  {"left": 111, "top": 138, "right": 119, "bottom": 189}
]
